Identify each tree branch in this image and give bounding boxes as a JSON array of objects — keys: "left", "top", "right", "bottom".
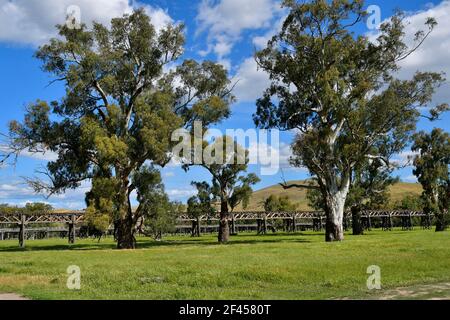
[{"left": 93, "top": 80, "right": 109, "bottom": 108}]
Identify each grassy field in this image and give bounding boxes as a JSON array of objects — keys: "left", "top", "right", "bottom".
[
  {"left": 242, "top": 181, "right": 423, "bottom": 211},
  {"left": 0, "top": 229, "right": 449, "bottom": 300}
]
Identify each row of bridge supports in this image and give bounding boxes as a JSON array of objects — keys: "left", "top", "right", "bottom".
[
  {"left": 212, "top": 213, "right": 433, "bottom": 236},
  {"left": 188, "top": 215, "right": 435, "bottom": 237},
  {"left": 242, "top": 215, "right": 324, "bottom": 235},
  {"left": 0, "top": 211, "right": 434, "bottom": 247},
  {"left": 1, "top": 214, "right": 77, "bottom": 248}
]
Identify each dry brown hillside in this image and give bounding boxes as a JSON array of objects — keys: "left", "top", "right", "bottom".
[{"left": 239, "top": 180, "right": 423, "bottom": 211}]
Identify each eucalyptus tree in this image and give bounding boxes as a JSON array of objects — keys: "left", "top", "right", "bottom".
[
  {"left": 412, "top": 128, "right": 450, "bottom": 231},
  {"left": 2, "top": 10, "right": 234, "bottom": 249},
  {"left": 253, "top": 0, "right": 447, "bottom": 241},
  {"left": 346, "top": 159, "right": 398, "bottom": 235},
  {"left": 394, "top": 195, "right": 424, "bottom": 211},
  {"left": 306, "top": 159, "right": 397, "bottom": 235},
  {"left": 185, "top": 136, "right": 260, "bottom": 243},
  {"left": 264, "top": 195, "right": 297, "bottom": 212},
  {"left": 187, "top": 181, "right": 216, "bottom": 237}
]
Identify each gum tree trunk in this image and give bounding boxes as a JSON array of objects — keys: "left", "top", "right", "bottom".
[
  {"left": 218, "top": 200, "right": 230, "bottom": 243},
  {"left": 325, "top": 199, "right": 345, "bottom": 241},
  {"left": 116, "top": 213, "right": 136, "bottom": 249},
  {"left": 324, "top": 179, "right": 350, "bottom": 242},
  {"left": 116, "top": 182, "right": 136, "bottom": 249},
  {"left": 435, "top": 211, "right": 447, "bottom": 232},
  {"left": 432, "top": 190, "right": 447, "bottom": 232},
  {"left": 351, "top": 205, "right": 364, "bottom": 235}
]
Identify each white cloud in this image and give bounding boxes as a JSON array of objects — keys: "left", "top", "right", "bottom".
[
  {"left": 0, "top": 144, "right": 58, "bottom": 162},
  {"left": 214, "top": 39, "right": 233, "bottom": 57},
  {"left": 166, "top": 188, "right": 197, "bottom": 200},
  {"left": 403, "top": 175, "right": 419, "bottom": 183},
  {"left": 0, "top": 0, "right": 173, "bottom": 46},
  {"left": 233, "top": 57, "right": 271, "bottom": 102},
  {"left": 397, "top": 1, "right": 450, "bottom": 72},
  {"left": 235, "top": 2, "right": 450, "bottom": 107},
  {"left": 218, "top": 58, "right": 231, "bottom": 72},
  {"left": 163, "top": 171, "right": 175, "bottom": 178},
  {"left": 247, "top": 141, "right": 307, "bottom": 175},
  {"left": 196, "top": 0, "right": 280, "bottom": 59},
  {"left": 0, "top": 179, "right": 90, "bottom": 210},
  {"left": 252, "top": 14, "right": 285, "bottom": 49},
  {"left": 397, "top": 1, "right": 450, "bottom": 104},
  {"left": 391, "top": 150, "right": 420, "bottom": 168},
  {"left": 368, "top": 1, "right": 450, "bottom": 104},
  {"left": 0, "top": 182, "right": 39, "bottom": 200}
]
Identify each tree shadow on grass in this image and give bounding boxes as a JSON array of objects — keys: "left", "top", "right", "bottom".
[
  {"left": 0, "top": 242, "right": 117, "bottom": 252},
  {"left": 137, "top": 237, "right": 313, "bottom": 249},
  {"left": 0, "top": 233, "right": 314, "bottom": 252}
]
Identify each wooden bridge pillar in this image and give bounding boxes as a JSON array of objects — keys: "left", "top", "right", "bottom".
[
  {"left": 383, "top": 214, "right": 393, "bottom": 231},
  {"left": 291, "top": 216, "right": 296, "bottom": 232},
  {"left": 421, "top": 213, "right": 432, "bottom": 229},
  {"left": 313, "top": 218, "right": 319, "bottom": 232},
  {"left": 191, "top": 217, "right": 201, "bottom": 237},
  {"left": 284, "top": 219, "right": 290, "bottom": 232},
  {"left": 343, "top": 215, "right": 350, "bottom": 231},
  {"left": 191, "top": 220, "right": 196, "bottom": 237},
  {"left": 401, "top": 212, "right": 413, "bottom": 231},
  {"left": 313, "top": 216, "right": 323, "bottom": 232},
  {"left": 197, "top": 217, "right": 201, "bottom": 236},
  {"left": 230, "top": 214, "right": 237, "bottom": 235},
  {"left": 18, "top": 214, "right": 25, "bottom": 248},
  {"left": 68, "top": 214, "right": 76, "bottom": 244},
  {"left": 262, "top": 216, "right": 267, "bottom": 234},
  {"left": 256, "top": 218, "right": 266, "bottom": 235},
  {"left": 408, "top": 212, "right": 413, "bottom": 230}
]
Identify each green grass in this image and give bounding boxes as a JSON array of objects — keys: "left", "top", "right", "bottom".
[{"left": 0, "top": 229, "right": 449, "bottom": 300}]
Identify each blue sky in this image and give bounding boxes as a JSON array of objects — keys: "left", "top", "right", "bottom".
[{"left": 0, "top": 0, "right": 449, "bottom": 209}]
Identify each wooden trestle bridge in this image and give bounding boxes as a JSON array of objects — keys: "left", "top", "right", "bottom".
[{"left": 0, "top": 210, "right": 431, "bottom": 247}]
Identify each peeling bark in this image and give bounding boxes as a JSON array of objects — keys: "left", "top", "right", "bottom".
[{"left": 324, "top": 178, "right": 350, "bottom": 242}]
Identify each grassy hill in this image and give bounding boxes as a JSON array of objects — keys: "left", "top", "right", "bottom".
[{"left": 241, "top": 180, "right": 423, "bottom": 211}]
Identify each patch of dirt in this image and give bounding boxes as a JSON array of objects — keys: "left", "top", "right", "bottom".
[
  {"left": 377, "top": 282, "right": 450, "bottom": 300},
  {"left": 0, "top": 293, "right": 29, "bottom": 300}
]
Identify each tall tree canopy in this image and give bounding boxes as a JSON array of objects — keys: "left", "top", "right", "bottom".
[
  {"left": 412, "top": 128, "right": 450, "bottom": 231},
  {"left": 253, "top": 0, "right": 447, "bottom": 241},
  {"left": 3, "top": 9, "right": 234, "bottom": 249}
]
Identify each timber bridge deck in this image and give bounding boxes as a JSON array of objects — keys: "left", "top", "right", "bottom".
[{"left": 0, "top": 210, "right": 430, "bottom": 247}]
